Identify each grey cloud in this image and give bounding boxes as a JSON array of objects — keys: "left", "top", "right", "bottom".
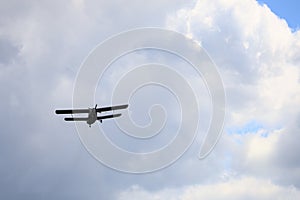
[
  {"left": 0, "top": 38, "right": 20, "bottom": 64},
  {"left": 0, "top": 0, "right": 198, "bottom": 199},
  {"left": 267, "top": 115, "right": 300, "bottom": 186}
]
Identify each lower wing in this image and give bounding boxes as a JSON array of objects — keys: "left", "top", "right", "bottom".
[
  {"left": 64, "top": 117, "right": 88, "bottom": 121},
  {"left": 63, "top": 114, "right": 121, "bottom": 122},
  {"left": 97, "top": 113, "right": 121, "bottom": 120}
]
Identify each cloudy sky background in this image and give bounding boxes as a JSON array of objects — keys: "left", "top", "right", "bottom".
[{"left": 1, "top": 0, "right": 300, "bottom": 199}]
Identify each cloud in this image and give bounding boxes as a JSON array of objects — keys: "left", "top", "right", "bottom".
[
  {"left": 1, "top": 0, "right": 300, "bottom": 199},
  {"left": 163, "top": 0, "right": 300, "bottom": 191},
  {"left": 112, "top": 0, "right": 300, "bottom": 197},
  {"left": 0, "top": 38, "right": 20, "bottom": 65},
  {"left": 0, "top": 0, "right": 195, "bottom": 199},
  {"left": 118, "top": 176, "right": 300, "bottom": 200},
  {"left": 167, "top": 0, "right": 300, "bottom": 126}
]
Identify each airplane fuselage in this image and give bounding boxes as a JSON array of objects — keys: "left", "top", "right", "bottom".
[{"left": 87, "top": 108, "right": 97, "bottom": 127}]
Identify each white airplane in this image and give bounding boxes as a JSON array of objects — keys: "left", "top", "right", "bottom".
[{"left": 55, "top": 104, "right": 128, "bottom": 127}]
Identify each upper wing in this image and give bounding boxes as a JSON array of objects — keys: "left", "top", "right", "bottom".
[
  {"left": 96, "top": 104, "right": 128, "bottom": 113},
  {"left": 64, "top": 117, "right": 88, "bottom": 121},
  {"left": 56, "top": 104, "right": 128, "bottom": 114},
  {"left": 97, "top": 113, "right": 121, "bottom": 120},
  {"left": 55, "top": 109, "right": 90, "bottom": 114}
]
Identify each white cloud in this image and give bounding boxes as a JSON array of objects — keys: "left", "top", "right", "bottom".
[
  {"left": 166, "top": 0, "right": 300, "bottom": 128},
  {"left": 162, "top": 0, "right": 300, "bottom": 194},
  {"left": 118, "top": 177, "right": 300, "bottom": 200}
]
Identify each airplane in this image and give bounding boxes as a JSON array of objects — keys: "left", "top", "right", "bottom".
[{"left": 55, "top": 104, "right": 128, "bottom": 127}]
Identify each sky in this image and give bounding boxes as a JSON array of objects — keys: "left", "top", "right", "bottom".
[
  {"left": 1, "top": 0, "right": 300, "bottom": 199},
  {"left": 257, "top": 0, "right": 300, "bottom": 30}
]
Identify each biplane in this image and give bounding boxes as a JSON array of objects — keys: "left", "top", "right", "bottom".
[{"left": 55, "top": 104, "right": 128, "bottom": 127}]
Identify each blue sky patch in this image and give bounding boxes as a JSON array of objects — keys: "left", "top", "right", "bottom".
[
  {"left": 257, "top": 0, "right": 300, "bottom": 30},
  {"left": 226, "top": 120, "right": 264, "bottom": 135}
]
